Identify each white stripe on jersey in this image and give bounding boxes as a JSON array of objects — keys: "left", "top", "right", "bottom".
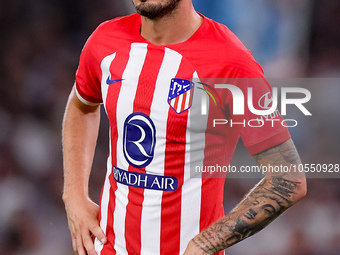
[
  {"left": 179, "top": 72, "right": 205, "bottom": 255},
  {"left": 140, "top": 48, "right": 183, "bottom": 255},
  {"left": 100, "top": 52, "right": 117, "bottom": 111},
  {"left": 114, "top": 43, "right": 148, "bottom": 255}
]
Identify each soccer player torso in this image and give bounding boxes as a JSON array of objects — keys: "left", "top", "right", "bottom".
[{"left": 101, "top": 42, "right": 217, "bottom": 255}]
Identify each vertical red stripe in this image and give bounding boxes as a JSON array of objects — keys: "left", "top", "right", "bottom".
[
  {"left": 160, "top": 63, "right": 194, "bottom": 254},
  {"left": 124, "top": 45, "right": 165, "bottom": 255},
  {"left": 101, "top": 45, "right": 132, "bottom": 255}
]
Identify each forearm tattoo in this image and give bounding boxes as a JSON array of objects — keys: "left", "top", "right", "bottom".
[{"left": 192, "top": 140, "right": 302, "bottom": 254}]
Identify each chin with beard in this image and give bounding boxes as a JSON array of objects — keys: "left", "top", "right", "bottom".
[{"left": 134, "top": 0, "right": 183, "bottom": 19}]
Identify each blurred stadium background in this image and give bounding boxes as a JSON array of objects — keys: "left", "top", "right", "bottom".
[{"left": 0, "top": 0, "right": 339, "bottom": 254}]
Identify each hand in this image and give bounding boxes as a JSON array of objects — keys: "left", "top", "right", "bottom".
[
  {"left": 183, "top": 239, "right": 210, "bottom": 255},
  {"left": 63, "top": 195, "right": 107, "bottom": 255}
]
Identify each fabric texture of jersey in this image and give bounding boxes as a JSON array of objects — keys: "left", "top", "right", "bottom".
[{"left": 75, "top": 13, "right": 291, "bottom": 255}]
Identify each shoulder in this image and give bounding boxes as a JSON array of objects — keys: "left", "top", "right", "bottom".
[
  {"left": 202, "top": 17, "right": 248, "bottom": 52},
  {"left": 91, "top": 13, "right": 140, "bottom": 40},
  {"left": 196, "top": 16, "right": 265, "bottom": 77},
  {"left": 96, "top": 13, "right": 140, "bottom": 33},
  {"left": 81, "top": 14, "right": 141, "bottom": 58}
]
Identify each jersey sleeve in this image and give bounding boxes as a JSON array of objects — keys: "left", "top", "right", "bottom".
[
  {"left": 224, "top": 54, "right": 291, "bottom": 155},
  {"left": 75, "top": 29, "right": 103, "bottom": 105},
  {"left": 236, "top": 78, "right": 290, "bottom": 155}
]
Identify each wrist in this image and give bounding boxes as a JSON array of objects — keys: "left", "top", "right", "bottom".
[{"left": 62, "top": 189, "right": 89, "bottom": 204}]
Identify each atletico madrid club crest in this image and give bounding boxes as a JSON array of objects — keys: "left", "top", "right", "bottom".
[{"left": 168, "top": 78, "right": 195, "bottom": 114}]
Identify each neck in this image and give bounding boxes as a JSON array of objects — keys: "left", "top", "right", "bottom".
[{"left": 140, "top": 1, "right": 203, "bottom": 45}]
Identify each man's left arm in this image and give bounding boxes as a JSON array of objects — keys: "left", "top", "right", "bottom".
[{"left": 184, "top": 138, "right": 307, "bottom": 254}]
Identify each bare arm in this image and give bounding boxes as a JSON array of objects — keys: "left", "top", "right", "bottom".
[
  {"left": 62, "top": 86, "right": 106, "bottom": 255},
  {"left": 185, "top": 138, "right": 307, "bottom": 254}
]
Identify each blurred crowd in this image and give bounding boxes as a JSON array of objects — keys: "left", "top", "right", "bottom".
[{"left": 0, "top": 0, "right": 339, "bottom": 254}]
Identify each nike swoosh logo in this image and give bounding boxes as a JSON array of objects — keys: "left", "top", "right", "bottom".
[{"left": 106, "top": 76, "right": 124, "bottom": 85}]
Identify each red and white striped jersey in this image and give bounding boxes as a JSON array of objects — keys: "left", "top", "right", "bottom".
[{"left": 75, "top": 14, "right": 290, "bottom": 255}]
